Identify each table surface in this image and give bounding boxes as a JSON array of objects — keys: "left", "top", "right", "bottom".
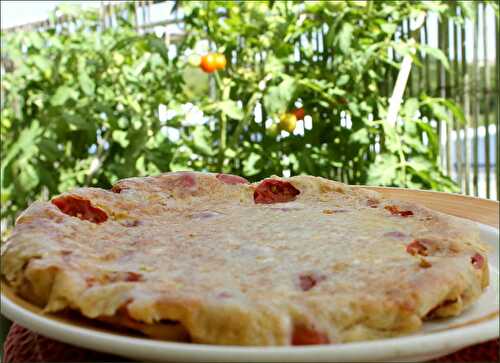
[{"left": 358, "top": 186, "right": 499, "bottom": 229}]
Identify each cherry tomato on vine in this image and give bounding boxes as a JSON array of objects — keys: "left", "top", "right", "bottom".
[
  {"left": 279, "top": 113, "right": 297, "bottom": 133},
  {"left": 200, "top": 54, "right": 217, "bottom": 73},
  {"left": 268, "top": 123, "right": 279, "bottom": 138},
  {"left": 292, "top": 107, "right": 305, "bottom": 120},
  {"left": 214, "top": 53, "right": 227, "bottom": 70}
]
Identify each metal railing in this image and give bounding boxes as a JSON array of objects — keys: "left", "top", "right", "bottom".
[{"left": 409, "top": 3, "right": 498, "bottom": 200}]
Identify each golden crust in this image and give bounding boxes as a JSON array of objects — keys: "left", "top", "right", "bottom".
[{"left": 0, "top": 173, "right": 490, "bottom": 345}]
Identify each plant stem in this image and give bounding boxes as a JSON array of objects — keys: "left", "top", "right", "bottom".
[
  {"left": 395, "top": 126, "right": 407, "bottom": 185},
  {"left": 216, "top": 73, "right": 230, "bottom": 171}
]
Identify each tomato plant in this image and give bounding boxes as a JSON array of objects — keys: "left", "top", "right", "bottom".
[
  {"left": 177, "top": 0, "right": 466, "bottom": 189},
  {"left": 1, "top": 1, "right": 473, "bottom": 229}
]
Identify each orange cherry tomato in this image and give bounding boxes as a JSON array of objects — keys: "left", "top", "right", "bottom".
[
  {"left": 214, "top": 53, "right": 227, "bottom": 70},
  {"left": 200, "top": 54, "right": 217, "bottom": 73}
]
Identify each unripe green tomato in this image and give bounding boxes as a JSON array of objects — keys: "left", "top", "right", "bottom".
[
  {"left": 187, "top": 54, "right": 202, "bottom": 67},
  {"left": 268, "top": 123, "right": 279, "bottom": 137}
]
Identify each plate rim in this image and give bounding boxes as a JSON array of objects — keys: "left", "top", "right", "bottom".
[{"left": 1, "top": 288, "right": 498, "bottom": 362}]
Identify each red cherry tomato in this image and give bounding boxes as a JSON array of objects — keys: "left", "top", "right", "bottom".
[
  {"left": 292, "top": 108, "right": 305, "bottom": 120},
  {"left": 200, "top": 54, "right": 217, "bottom": 73}
]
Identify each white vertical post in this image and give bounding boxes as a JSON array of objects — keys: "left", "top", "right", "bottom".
[{"left": 386, "top": 14, "right": 426, "bottom": 126}]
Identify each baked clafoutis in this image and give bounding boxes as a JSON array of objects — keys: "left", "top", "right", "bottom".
[{"left": 1, "top": 173, "right": 489, "bottom": 345}]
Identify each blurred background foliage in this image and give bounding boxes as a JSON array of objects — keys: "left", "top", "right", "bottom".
[{"left": 0, "top": 0, "right": 496, "bottom": 227}]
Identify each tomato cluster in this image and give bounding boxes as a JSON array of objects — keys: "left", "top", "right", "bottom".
[
  {"left": 189, "top": 53, "right": 226, "bottom": 73},
  {"left": 276, "top": 108, "right": 305, "bottom": 134}
]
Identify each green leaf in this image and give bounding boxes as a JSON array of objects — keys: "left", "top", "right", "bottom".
[
  {"left": 440, "top": 99, "right": 466, "bottom": 126},
  {"left": 349, "top": 0, "right": 367, "bottom": 7},
  {"left": 419, "top": 44, "right": 450, "bottom": 70},
  {"left": 415, "top": 120, "right": 439, "bottom": 157},
  {"left": 191, "top": 126, "right": 214, "bottom": 155},
  {"left": 57, "top": 3, "right": 83, "bottom": 17},
  {"left": 38, "top": 138, "right": 60, "bottom": 161},
  {"left": 381, "top": 121, "right": 400, "bottom": 153},
  {"left": 79, "top": 72, "right": 95, "bottom": 96},
  {"left": 380, "top": 23, "right": 397, "bottom": 34},
  {"left": 1, "top": 122, "right": 42, "bottom": 185},
  {"left": 217, "top": 100, "right": 244, "bottom": 120},
  {"left": 112, "top": 35, "right": 142, "bottom": 51},
  {"left": 264, "top": 55, "right": 285, "bottom": 74},
  {"left": 422, "top": 96, "right": 449, "bottom": 122},
  {"left": 263, "top": 77, "right": 297, "bottom": 115},
  {"left": 407, "top": 156, "right": 432, "bottom": 172},
  {"left": 112, "top": 130, "right": 130, "bottom": 148},
  {"left": 28, "top": 32, "right": 45, "bottom": 49},
  {"left": 348, "top": 102, "right": 360, "bottom": 117},
  {"left": 403, "top": 98, "right": 419, "bottom": 119},
  {"left": 18, "top": 163, "right": 39, "bottom": 191},
  {"left": 63, "top": 113, "right": 91, "bottom": 130},
  {"left": 243, "top": 152, "right": 261, "bottom": 176},
  {"left": 148, "top": 37, "right": 169, "bottom": 63},
  {"left": 402, "top": 133, "right": 427, "bottom": 153},
  {"left": 126, "top": 96, "right": 142, "bottom": 114},
  {"left": 367, "top": 153, "right": 399, "bottom": 186},
  {"left": 338, "top": 23, "right": 354, "bottom": 54},
  {"left": 51, "top": 86, "right": 76, "bottom": 106},
  {"left": 225, "top": 148, "right": 237, "bottom": 158},
  {"left": 349, "top": 128, "right": 369, "bottom": 144},
  {"left": 32, "top": 55, "right": 51, "bottom": 76},
  {"left": 336, "top": 74, "right": 350, "bottom": 87},
  {"left": 170, "top": 146, "right": 194, "bottom": 172}
]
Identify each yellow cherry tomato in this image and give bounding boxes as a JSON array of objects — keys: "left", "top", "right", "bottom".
[
  {"left": 214, "top": 53, "right": 227, "bottom": 70},
  {"left": 279, "top": 113, "right": 297, "bottom": 133}
]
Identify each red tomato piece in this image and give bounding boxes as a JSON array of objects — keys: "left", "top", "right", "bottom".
[
  {"left": 52, "top": 195, "right": 108, "bottom": 224},
  {"left": 168, "top": 172, "right": 197, "bottom": 190},
  {"left": 384, "top": 205, "right": 400, "bottom": 214},
  {"left": 406, "top": 240, "right": 428, "bottom": 256},
  {"left": 298, "top": 273, "right": 326, "bottom": 291},
  {"left": 125, "top": 272, "right": 143, "bottom": 282},
  {"left": 253, "top": 179, "right": 300, "bottom": 204},
  {"left": 216, "top": 173, "right": 249, "bottom": 185},
  {"left": 384, "top": 205, "right": 413, "bottom": 217},
  {"left": 471, "top": 253, "right": 484, "bottom": 269},
  {"left": 399, "top": 210, "right": 414, "bottom": 217},
  {"left": 111, "top": 184, "right": 124, "bottom": 193},
  {"left": 292, "top": 325, "right": 330, "bottom": 345}
]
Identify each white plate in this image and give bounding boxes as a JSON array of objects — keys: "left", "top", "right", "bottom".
[{"left": 1, "top": 223, "right": 499, "bottom": 362}]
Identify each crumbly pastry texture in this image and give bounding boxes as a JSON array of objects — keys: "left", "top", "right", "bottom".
[{"left": 0, "top": 172, "right": 490, "bottom": 346}]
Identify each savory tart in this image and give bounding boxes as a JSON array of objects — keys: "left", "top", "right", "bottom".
[{"left": 0, "top": 172, "right": 489, "bottom": 345}]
